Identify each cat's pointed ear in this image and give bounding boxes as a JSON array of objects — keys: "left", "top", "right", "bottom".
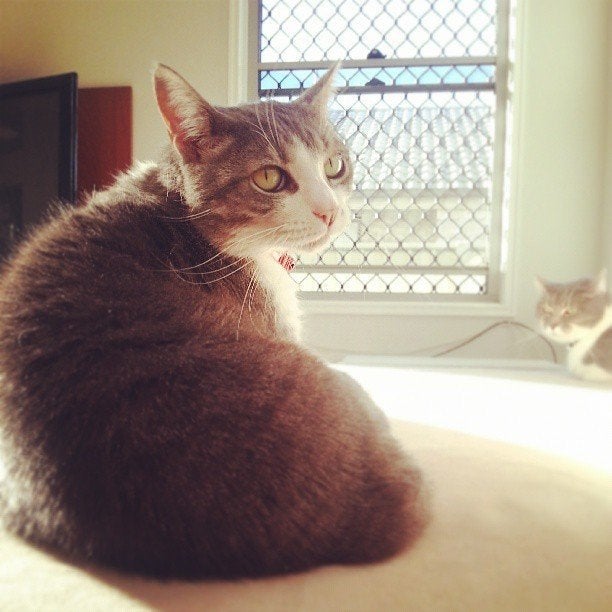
[
  {"left": 294, "top": 62, "right": 340, "bottom": 112},
  {"left": 595, "top": 268, "right": 607, "bottom": 294},
  {"left": 153, "top": 64, "right": 213, "bottom": 163},
  {"left": 534, "top": 275, "right": 548, "bottom": 293}
]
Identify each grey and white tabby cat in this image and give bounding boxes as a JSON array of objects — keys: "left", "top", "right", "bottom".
[
  {"left": 0, "top": 65, "right": 427, "bottom": 579},
  {"left": 535, "top": 270, "right": 612, "bottom": 382}
]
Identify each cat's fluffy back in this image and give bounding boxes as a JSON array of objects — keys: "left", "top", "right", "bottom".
[
  {"left": 0, "top": 65, "right": 429, "bottom": 579},
  {"left": 0, "top": 210, "right": 428, "bottom": 575}
]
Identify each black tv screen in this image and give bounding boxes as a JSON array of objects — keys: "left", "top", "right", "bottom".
[{"left": 0, "top": 72, "right": 77, "bottom": 258}]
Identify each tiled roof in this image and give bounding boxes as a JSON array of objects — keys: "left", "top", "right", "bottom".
[{"left": 331, "top": 104, "right": 493, "bottom": 192}]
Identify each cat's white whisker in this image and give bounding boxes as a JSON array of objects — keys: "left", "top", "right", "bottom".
[
  {"left": 162, "top": 208, "right": 212, "bottom": 221},
  {"left": 236, "top": 271, "right": 257, "bottom": 340},
  {"left": 236, "top": 238, "right": 278, "bottom": 340},
  {"left": 269, "top": 99, "right": 282, "bottom": 151},
  {"left": 224, "top": 224, "right": 291, "bottom": 258},
  {"left": 168, "top": 225, "right": 287, "bottom": 274},
  {"left": 200, "top": 260, "right": 254, "bottom": 285},
  {"left": 255, "top": 103, "right": 280, "bottom": 157},
  {"left": 265, "top": 96, "right": 281, "bottom": 152},
  {"left": 180, "top": 225, "right": 290, "bottom": 281},
  {"left": 181, "top": 256, "right": 249, "bottom": 276},
  {"left": 248, "top": 270, "right": 258, "bottom": 313},
  {"left": 241, "top": 119, "right": 269, "bottom": 142}
]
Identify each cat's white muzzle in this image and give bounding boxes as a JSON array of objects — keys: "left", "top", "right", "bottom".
[
  {"left": 543, "top": 324, "right": 582, "bottom": 344},
  {"left": 294, "top": 203, "right": 350, "bottom": 254}
]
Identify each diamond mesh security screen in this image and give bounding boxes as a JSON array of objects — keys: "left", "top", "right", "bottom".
[{"left": 255, "top": 0, "right": 506, "bottom": 298}]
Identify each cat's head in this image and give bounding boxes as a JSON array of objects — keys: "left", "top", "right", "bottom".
[
  {"left": 153, "top": 64, "right": 353, "bottom": 259},
  {"left": 535, "top": 270, "right": 608, "bottom": 343}
]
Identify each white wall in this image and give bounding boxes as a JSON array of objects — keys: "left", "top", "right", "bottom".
[
  {"left": 510, "top": 0, "right": 608, "bottom": 321},
  {"left": 0, "top": 0, "right": 230, "bottom": 160},
  {"left": 1, "top": 0, "right": 610, "bottom": 361}
]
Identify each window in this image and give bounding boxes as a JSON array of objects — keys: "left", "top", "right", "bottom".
[{"left": 250, "top": 0, "right": 509, "bottom": 302}]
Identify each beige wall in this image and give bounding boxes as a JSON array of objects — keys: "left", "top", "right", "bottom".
[
  {"left": 0, "top": 0, "right": 230, "bottom": 160},
  {"left": 605, "top": 1, "right": 612, "bottom": 282}
]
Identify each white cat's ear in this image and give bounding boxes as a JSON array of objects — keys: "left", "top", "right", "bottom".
[
  {"left": 153, "top": 64, "right": 213, "bottom": 163},
  {"left": 534, "top": 275, "right": 548, "bottom": 292},
  {"left": 595, "top": 268, "right": 607, "bottom": 294},
  {"left": 294, "top": 62, "right": 340, "bottom": 111}
]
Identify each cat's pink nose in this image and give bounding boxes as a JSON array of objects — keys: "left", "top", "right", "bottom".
[{"left": 313, "top": 209, "right": 336, "bottom": 227}]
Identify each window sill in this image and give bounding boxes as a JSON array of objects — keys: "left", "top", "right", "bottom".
[{"left": 299, "top": 295, "right": 514, "bottom": 318}]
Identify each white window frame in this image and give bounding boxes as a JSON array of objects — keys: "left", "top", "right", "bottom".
[{"left": 236, "top": 0, "right": 512, "bottom": 310}]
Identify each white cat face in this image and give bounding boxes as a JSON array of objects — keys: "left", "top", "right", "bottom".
[
  {"left": 539, "top": 316, "right": 588, "bottom": 344},
  {"left": 228, "top": 139, "right": 351, "bottom": 258},
  {"left": 535, "top": 271, "right": 608, "bottom": 343}
]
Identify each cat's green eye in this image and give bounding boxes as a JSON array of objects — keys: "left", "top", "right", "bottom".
[
  {"left": 324, "top": 155, "right": 345, "bottom": 180},
  {"left": 251, "top": 165, "right": 286, "bottom": 192}
]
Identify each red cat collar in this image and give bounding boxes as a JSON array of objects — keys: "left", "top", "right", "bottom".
[{"left": 278, "top": 252, "right": 295, "bottom": 271}]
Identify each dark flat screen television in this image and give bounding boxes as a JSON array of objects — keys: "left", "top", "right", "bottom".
[{"left": 0, "top": 72, "right": 77, "bottom": 259}]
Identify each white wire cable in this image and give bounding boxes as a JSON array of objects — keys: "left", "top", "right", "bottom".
[{"left": 311, "top": 319, "right": 558, "bottom": 363}]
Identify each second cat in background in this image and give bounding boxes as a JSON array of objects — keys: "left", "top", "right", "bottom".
[{"left": 535, "top": 270, "right": 612, "bottom": 382}]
